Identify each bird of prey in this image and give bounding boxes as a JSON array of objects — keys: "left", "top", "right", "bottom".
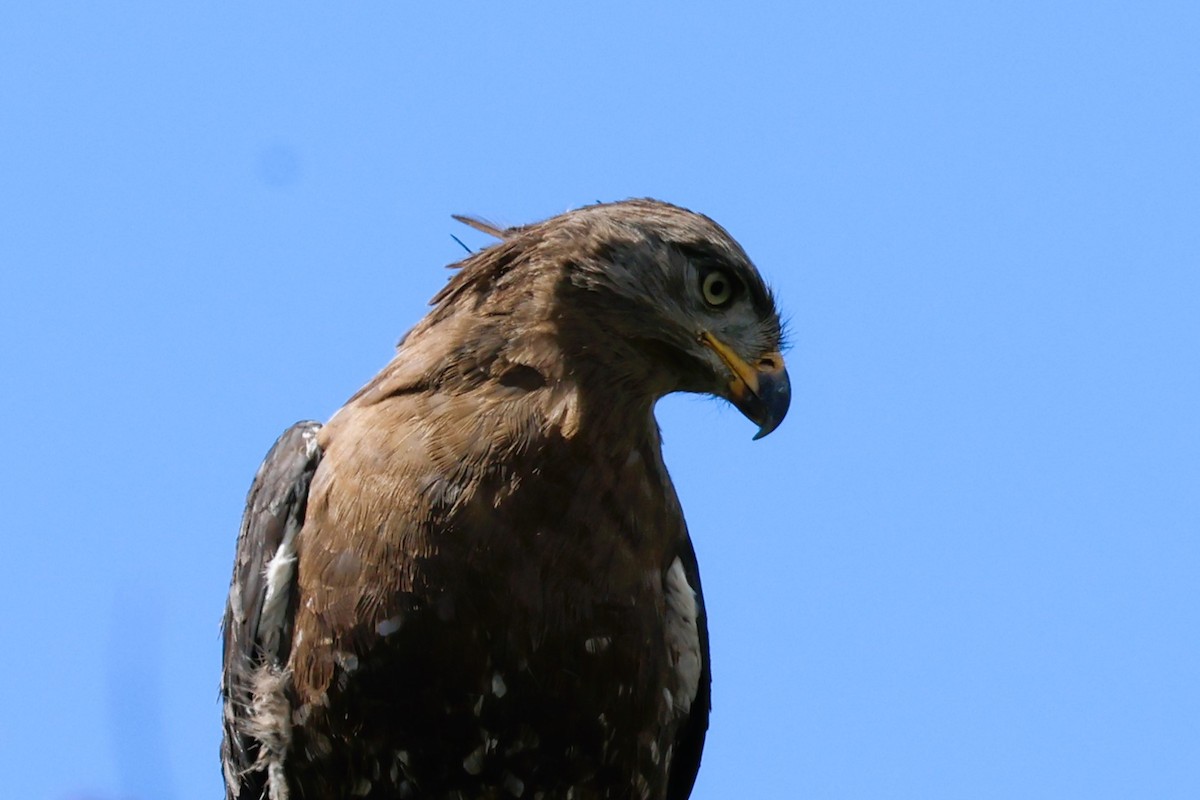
[{"left": 221, "top": 199, "right": 790, "bottom": 800}]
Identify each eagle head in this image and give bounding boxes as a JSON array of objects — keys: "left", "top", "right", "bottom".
[
  {"left": 446, "top": 198, "right": 791, "bottom": 439},
  {"left": 554, "top": 199, "right": 790, "bottom": 439}
]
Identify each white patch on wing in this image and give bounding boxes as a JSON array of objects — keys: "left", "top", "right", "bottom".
[
  {"left": 663, "top": 556, "right": 701, "bottom": 716},
  {"left": 259, "top": 428, "right": 321, "bottom": 657},
  {"left": 260, "top": 543, "right": 297, "bottom": 658},
  {"left": 256, "top": 427, "right": 319, "bottom": 659},
  {"left": 584, "top": 636, "right": 611, "bottom": 654}
]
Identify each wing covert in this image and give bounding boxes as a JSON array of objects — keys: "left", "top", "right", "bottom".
[
  {"left": 220, "top": 420, "right": 323, "bottom": 799},
  {"left": 667, "top": 533, "right": 712, "bottom": 800}
]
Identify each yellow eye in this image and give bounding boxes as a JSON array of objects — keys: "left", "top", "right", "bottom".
[{"left": 702, "top": 270, "right": 735, "bottom": 307}]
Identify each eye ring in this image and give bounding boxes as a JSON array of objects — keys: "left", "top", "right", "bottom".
[{"left": 701, "top": 269, "right": 736, "bottom": 308}]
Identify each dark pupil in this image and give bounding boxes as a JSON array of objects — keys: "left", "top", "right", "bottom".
[{"left": 710, "top": 279, "right": 726, "bottom": 298}]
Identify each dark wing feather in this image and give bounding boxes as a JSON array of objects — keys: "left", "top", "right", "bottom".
[
  {"left": 667, "top": 533, "right": 713, "bottom": 800},
  {"left": 220, "top": 421, "right": 323, "bottom": 799}
]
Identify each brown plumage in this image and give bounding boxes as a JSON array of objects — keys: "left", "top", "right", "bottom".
[{"left": 221, "top": 199, "right": 790, "bottom": 800}]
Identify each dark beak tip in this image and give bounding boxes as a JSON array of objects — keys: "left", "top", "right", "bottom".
[
  {"left": 749, "top": 366, "right": 791, "bottom": 440},
  {"left": 751, "top": 425, "right": 774, "bottom": 441}
]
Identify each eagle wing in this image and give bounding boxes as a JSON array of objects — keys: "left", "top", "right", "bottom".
[
  {"left": 220, "top": 421, "right": 323, "bottom": 799},
  {"left": 667, "top": 533, "right": 713, "bottom": 800}
]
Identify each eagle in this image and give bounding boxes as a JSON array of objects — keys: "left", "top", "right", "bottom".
[{"left": 221, "top": 199, "right": 790, "bottom": 800}]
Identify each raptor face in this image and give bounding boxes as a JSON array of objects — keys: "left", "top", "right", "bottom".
[{"left": 542, "top": 199, "right": 791, "bottom": 438}]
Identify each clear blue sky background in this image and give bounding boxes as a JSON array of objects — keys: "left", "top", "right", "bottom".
[{"left": 1, "top": 4, "right": 1196, "bottom": 799}]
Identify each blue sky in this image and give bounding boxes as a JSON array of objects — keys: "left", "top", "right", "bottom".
[{"left": 1, "top": 3, "right": 1196, "bottom": 799}]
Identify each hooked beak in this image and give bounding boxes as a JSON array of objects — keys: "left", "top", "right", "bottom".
[{"left": 699, "top": 331, "right": 791, "bottom": 439}]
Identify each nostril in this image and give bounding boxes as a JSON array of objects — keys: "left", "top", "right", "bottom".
[{"left": 758, "top": 354, "right": 781, "bottom": 370}]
